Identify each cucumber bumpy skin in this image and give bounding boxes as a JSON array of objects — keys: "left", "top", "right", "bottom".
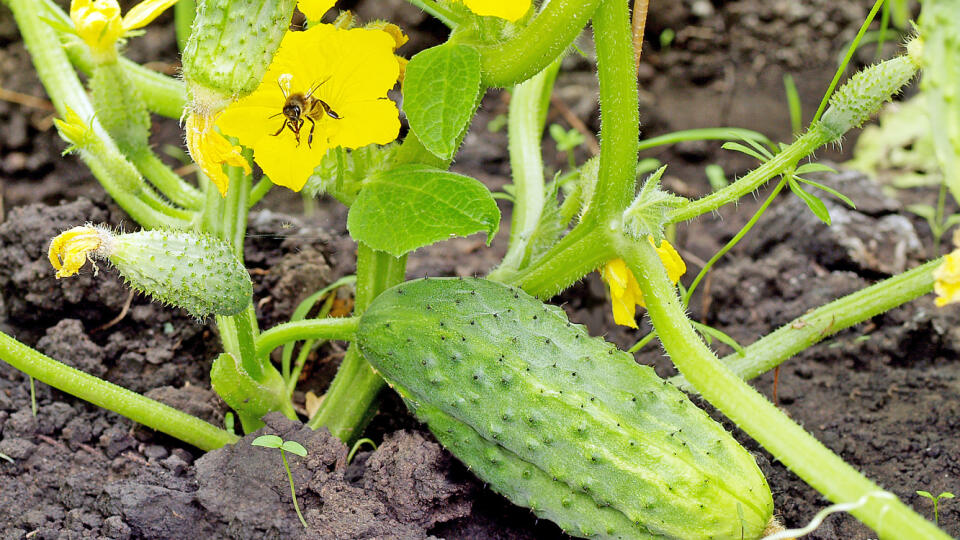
[
  {"left": 106, "top": 229, "right": 252, "bottom": 318},
  {"left": 357, "top": 278, "right": 773, "bottom": 539}
]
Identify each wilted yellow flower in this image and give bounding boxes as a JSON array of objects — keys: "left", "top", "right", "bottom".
[
  {"left": 53, "top": 107, "right": 92, "bottom": 148},
  {"left": 600, "top": 238, "right": 686, "bottom": 328},
  {"left": 217, "top": 24, "right": 401, "bottom": 192},
  {"left": 48, "top": 226, "right": 107, "bottom": 278},
  {"left": 298, "top": 0, "right": 336, "bottom": 21},
  {"left": 455, "top": 0, "right": 531, "bottom": 21},
  {"left": 933, "top": 250, "right": 960, "bottom": 307},
  {"left": 185, "top": 112, "right": 251, "bottom": 195},
  {"left": 70, "top": 0, "right": 178, "bottom": 61}
]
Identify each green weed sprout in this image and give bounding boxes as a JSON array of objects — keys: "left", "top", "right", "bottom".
[
  {"left": 251, "top": 435, "right": 309, "bottom": 529},
  {"left": 917, "top": 491, "right": 955, "bottom": 525},
  {"left": 0, "top": 0, "right": 956, "bottom": 536}
]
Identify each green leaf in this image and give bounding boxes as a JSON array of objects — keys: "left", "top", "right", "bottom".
[
  {"left": 402, "top": 43, "right": 481, "bottom": 160},
  {"left": 691, "top": 321, "right": 746, "bottom": 356},
  {"left": 722, "top": 142, "right": 769, "bottom": 163},
  {"left": 622, "top": 166, "right": 687, "bottom": 244},
  {"left": 795, "top": 177, "right": 856, "bottom": 209},
  {"left": 348, "top": 165, "right": 500, "bottom": 257},
  {"left": 794, "top": 162, "right": 838, "bottom": 175},
  {"left": 789, "top": 178, "right": 832, "bottom": 225},
  {"left": 943, "top": 214, "right": 960, "bottom": 229},
  {"left": 252, "top": 435, "right": 283, "bottom": 448},
  {"left": 281, "top": 440, "right": 308, "bottom": 457},
  {"left": 905, "top": 204, "right": 936, "bottom": 222},
  {"left": 917, "top": 491, "right": 934, "bottom": 499},
  {"left": 940, "top": 492, "right": 956, "bottom": 499}
]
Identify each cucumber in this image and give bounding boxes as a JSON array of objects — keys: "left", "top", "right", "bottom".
[{"left": 357, "top": 277, "right": 773, "bottom": 539}]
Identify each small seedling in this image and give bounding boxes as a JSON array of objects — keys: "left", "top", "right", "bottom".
[
  {"left": 252, "top": 435, "right": 309, "bottom": 529},
  {"left": 0, "top": 452, "right": 14, "bottom": 464},
  {"left": 347, "top": 437, "right": 377, "bottom": 464},
  {"left": 917, "top": 491, "right": 955, "bottom": 525}
]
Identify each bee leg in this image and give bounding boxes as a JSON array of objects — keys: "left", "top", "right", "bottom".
[
  {"left": 306, "top": 116, "right": 316, "bottom": 148},
  {"left": 272, "top": 120, "right": 286, "bottom": 137}
]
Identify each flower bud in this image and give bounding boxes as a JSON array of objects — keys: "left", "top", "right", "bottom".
[{"left": 49, "top": 225, "right": 252, "bottom": 318}]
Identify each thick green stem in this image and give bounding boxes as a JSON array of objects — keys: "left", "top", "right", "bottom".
[
  {"left": 478, "top": 0, "right": 601, "bottom": 87},
  {"left": 307, "top": 244, "right": 406, "bottom": 440},
  {"left": 0, "top": 332, "right": 237, "bottom": 451},
  {"left": 255, "top": 317, "right": 359, "bottom": 359},
  {"left": 619, "top": 236, "right": 948, "bottom": 539},
  {"left": 489, "top": 66, "right": 552, "bottom": 278},
  {"left": 672, "top": 258, "right": 942, "bottom": 391},
  {"left": 129, "top": 148, "right": 204, "bottom": 210},
  {"left": 495, "top": 220, "right": 614, "bottom": 298},
  {"left": 580, "top": 0, "right": 639, "bottom": 221}
]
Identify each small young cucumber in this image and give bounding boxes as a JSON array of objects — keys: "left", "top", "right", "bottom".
[{"left": 357, "top": 277, "right": 773, "bottom": 539}]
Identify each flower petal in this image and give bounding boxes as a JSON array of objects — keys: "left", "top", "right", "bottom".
[
  {"left": 328, "top": 98, "right": 400, "bottom": 149},
  {"left": 122, "top": 0, "right": 178, "bottom": 31},
  {"left": 186, "top": 112, "right": 251, "bottom": 195},
  {"left": 462, "top": 0, "right": 531, "bottom": 21},
  {"left": 298, "top": 0, "right": 336, "bottom": 21},
  {"left": 251, "top": 131, "right": 331, "bottom": 191},
  {"left": 48, "top": 225, "right": 104, "bottom": 278}
]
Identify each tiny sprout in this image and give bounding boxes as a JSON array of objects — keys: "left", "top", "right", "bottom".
[
  {"left": 916, "top": 490, "right": 955, "bottom": 525},
  {"left": 0, "top": 452, "right": 14, "bottom": 464},
  {"left": 347, "top": 437, "right": 377, "bottom": 464},
  {"left": 252, "top": 435, "right": 309, "bottom": 529}
]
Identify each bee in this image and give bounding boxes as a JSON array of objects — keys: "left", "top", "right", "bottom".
[{"left": 270, "top": 77, "right": 342, "bottom": 147}]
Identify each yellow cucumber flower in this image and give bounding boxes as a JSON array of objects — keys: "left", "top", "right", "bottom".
[
  {"left": 298, "top": 0, "right": 336, "bottom": 21},
  {"left": 600, "top": 238, "right": 686, "bottom": 328},
  {"left": 70, "top": 0, "right": 178, "bottom": 61},
  {"left": 933, "top": 250, "right": 960, "bottom": 307},
  {"left": 48, "top": 225, "right": 107, "bottom": 278},
  {"left": 455, "top": 0, "right": 531, "bottom": 21},
  {"left": 185, "top": 111, "right": 252, "bottom": 195},
  {"left": 217, "top": 24, "right": 401, "bottom": 192}
]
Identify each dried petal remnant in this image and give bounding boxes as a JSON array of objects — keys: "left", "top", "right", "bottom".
[{"left": 48, "top": 226, "right": 107, "bottom": 278}]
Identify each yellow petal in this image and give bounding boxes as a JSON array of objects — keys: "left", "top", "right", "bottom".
[
  {"left": 601, "top": 258, "right": 644, "bottom": 327},
  {"left": 650, "top": 237, "right": 686, "bottom": 284},
  {"left": 217, "top": 23, "right": 401, "bottom": 193},
  {"left": 328, "top": 98, "right": 400, "bottom": 149},
  {"left": 185, "top": 112, "right": 251, "bottom": 196},
  {"left": 122, "top": 0, "right": 178, "bottom": 31},
  {"left": 70, "top": 0, "right": 124, "bottom": 56},
  {"left": 298, "top": 0, "right": 336, "bottom": 21},
  {"left": 249, "top": 130, "right": 331, "bottom": 191},
  {"left": 462, "top": 0, "right": 531, "bottom": 21},
  {"left": 48, "top": 226, "right": 104, "bottom": 279},
  {"left": 933, "top": 251, "right": 960, "bottom": 307}
]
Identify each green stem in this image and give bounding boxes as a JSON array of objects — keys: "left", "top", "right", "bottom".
[
  {"left": 496, "top": 220, "right": 614, "bottom": 298},
  {"left": 682, "top": 177, "right": 788, "bottom": 306},
  {"left": 38, "top": 0, "right": 187, "bottom": 118},
  {"left": 477, "top": 0, "right": 601, "bottom": 87},
  {"left": 810, "top": 0, "right": 885, "bottom": 125},
  {"left": 174, "top": 0, "right": 196, "bottom": 52},
  {"left": 619, "top": 236, "right": 948, "bottom": 539},
  {"left": 255, "top": 317, "right": 359, "bottom": 359},
  {"left": 248, "top": 177, "right": 273, "bottom": 208},
  {"left": 578, "top": 0, "right": 639, "bottom": 222},
  {"left": 0, "top": 331, "right": 238, "bottom": 451},
  {"left": 129, "top": 148, "right": 204, "bottom": 210},
  {"left": 280, "top": 449, "right": 309, "bottom": 528},
  {"left": 667, "top": 129, "right": 827, "bottom": 223},
  {"left": 489, "top": 65, "right": 553, "bottom": 278},
  {"left": 671, "top": 258, "right": 942, "bottom": 391},
  {"left": 307, "top": 244, "right": 406, "bottom": 440}
]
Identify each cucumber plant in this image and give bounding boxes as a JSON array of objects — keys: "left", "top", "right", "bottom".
[{"left": 1, "top": 0, "right": 958, "bottom": 537}]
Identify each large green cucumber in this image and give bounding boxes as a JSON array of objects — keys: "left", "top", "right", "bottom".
[{"left": 357, "top": 277, "right": 773, "bottom": 539}]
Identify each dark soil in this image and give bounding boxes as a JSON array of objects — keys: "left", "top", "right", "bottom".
[{"left": 2, "top": 0, "right": 958, "bottom": 539}]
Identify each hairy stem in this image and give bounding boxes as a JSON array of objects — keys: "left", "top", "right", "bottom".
[
  {"left": 672, "top": 258, "right": 942, "bottom": 391},
  {"left": 619, "top": 235, "right": 948, "bottom": 539},
  {"left": 0, "top": 332, "right": 238, "bottom": 451},
  {"left": 256, "top": 317, "right": 359, "bottom": 359}
]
